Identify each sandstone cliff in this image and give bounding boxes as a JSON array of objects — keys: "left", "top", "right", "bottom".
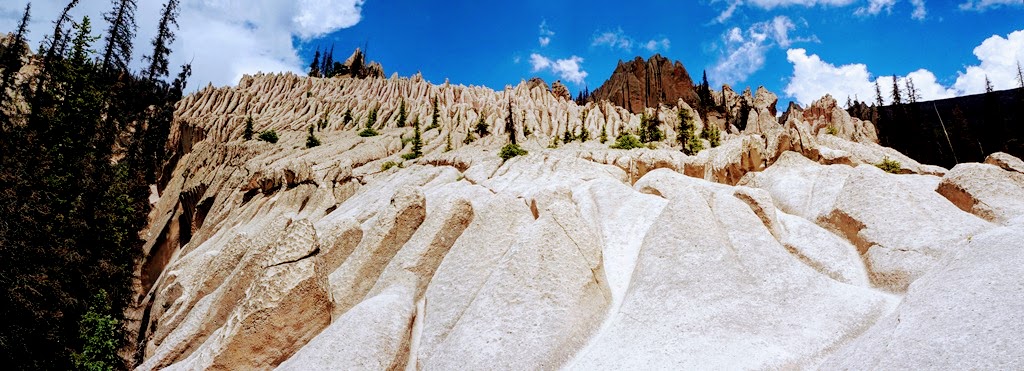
[
  {"left": 127, "top": 71, "right": 1024, "bottom": 370},
  {"left": 590, "top": 54, "right": 699, "bottom": 114}
]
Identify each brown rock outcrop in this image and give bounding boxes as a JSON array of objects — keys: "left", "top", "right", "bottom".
[
  {"left": 551, "top": 80, "right": 571, "bottom": 101},
  {"left": 590, "top": 54, "right": 699, "bottom": 113}
]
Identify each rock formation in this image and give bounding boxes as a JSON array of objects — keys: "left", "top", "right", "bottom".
[
  {"left": 127, "top": 69, "right": 1024, "bottom": 369},
  {"left": 590, "top": 54, "right": 699, "bottom": 113},
  {"left": 331, "top": 48, "right": 384, "bottom": 79},
  {"left": 551, "top": 80, "right": 571, "bottom": 101}
]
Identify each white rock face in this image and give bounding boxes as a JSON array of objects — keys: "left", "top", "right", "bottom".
[{"left": 128, "top": 73, "right": 1024, "bottom": 370}]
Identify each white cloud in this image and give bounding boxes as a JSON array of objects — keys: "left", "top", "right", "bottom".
[
  {"left": 714, "top": 0, "right": 925, "bottom": 21},
  {"left": 959, "top": 0, "right": 1024, "bottom": 10},
  {"left": 644, "top": 38, "right": 671, "bottom": 52},
  {"left": 784, "top": 33, "right": 1022, "bottom": 107},
  {"left": 712, "top": 16, "right": 813, "bottom": 85},
  {"left": 953, "top": 30, "right": 1024, "bottom": 94},
  {"left": 591, "top": 27, "right": 634, "bottom": 51},
  {"left": 0, "top": 0, "right": 366, "bottom": 92},
  {"left": 529, "top": 53, "right": 588, "bottom": 85},
  {"left": 538, "top": 19, "right": 554, "bottom": 47}
]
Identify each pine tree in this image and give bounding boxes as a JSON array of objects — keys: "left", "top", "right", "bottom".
[
  {"left": 985, "top": 75, "right": 994, "bottom": 93},
  {"left": 321, "top": 44, "right": 334, "bottom": 77},
  {"left": 905, "top": 77, "right": 920, "bottom": 104},
  {"left": 890, "top": 75, "right": 902, "bottom": 105},
  {"left": 309, "top": 48, "right": 321, "bottom": 77},
  {"left": 0, "top": 3, "right": 30, "bottom": 96},
  {"left": 678, "top": 107, "right": 702, "bottom": 155},
  {"left": 143, "top": 0, "right": 179, "bottom": 81},
  {"left": 101, "top": 0, "right": 138, "bottom": 73},
  {"left": 875, "top": 80, "right": 884, "bottom": 106},
  {"left": 305, "top": 125, "right": 321, "bottom": 148},
  {"left": 243, "top": 115, "right": 254, "bottom": 140},
  {"left": 396, "top": 99, "right": 407, "bottom": 127},
  {"left": 505, "top": 96, "right": 516, "bottom": 144},
  {"left": 1017, "top": 61, "right": 1024, "bottom": 89},
  {"left": 429, "top": 95, "right": 440, "bottom": 130}
]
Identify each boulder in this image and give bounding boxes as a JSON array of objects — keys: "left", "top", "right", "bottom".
[{"left": 936, "top": 162, "right": 1024, "bottom": 224}]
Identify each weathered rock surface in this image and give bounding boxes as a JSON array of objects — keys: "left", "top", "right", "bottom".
[
  {"left": 590, "top": 54, "right": 699, "bottom": 113},
  {"left": 129, "top": 71, "right": 1024, "bottom": 370}
]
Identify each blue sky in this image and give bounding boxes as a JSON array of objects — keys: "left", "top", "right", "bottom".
[{"left": 2, "top": 0, "right": 1023, "bottom": 107}]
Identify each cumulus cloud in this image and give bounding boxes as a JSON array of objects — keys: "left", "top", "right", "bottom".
[
  {"left": 591, "top": 28, "right": 634, "bottom": 51},
  {"left": 538, "top": 19, "right": 554, "bottom": 47},
  {"left": 953, "top": 30, "right": 1024, "bottom": 94},
  {"left": 711, "top": 16, "right": 814, "bottom": 86},
  {"left": 0, "top": 0, "right": 366, "bottom": 91},
  {"left": 529, "top": 53, "right": 588, "bottom": 85},
  {"left": 784, "top": 32, "right": 1022, "bottom": 107},
  {"left": 959, "top": 0, "right": 1024, "bottom": 10}
]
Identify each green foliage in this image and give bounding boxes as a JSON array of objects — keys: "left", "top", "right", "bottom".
[
  {"left": 403, "top": 116, "right": 423, "bottom": 160},
  {"left": 316, "top": 112, "right": 329, "bottom": 130},
  {"left": 305, "top": 125, "right": 320, "bottom": 148},
  {"left": 444, "top": 131, "right": 453, "bottom": 152},
  {"left": 429, "top": 96, "right": 440, "bottom": 130},
  {"left": 258, "top": 130, "right": 279, "bottom": 143},
  {"left": 342, "top": 108, "right": 353, "bottom": 127},
  {"left": 397, "top": 100, "right": 407, "bottom": 127},
  {"left": 463, "top": 127, "right": 476, "bottom": 144},
  {"left": 599, "top": 125, "right": 608, "bottom": 143},
  {"left": 72, "top": 290, "right": 123, "bottom": 371},
  {"left": 243, "top": 115, "right": 254, "bottom": 140},
  {"left": 499, "top": 143, "right": 528, "bottom": 161},
  {"left": 563, "top": 127, "right": 575, "bottom": 143},
  {"left": 678, "top": 108, "right": 702, "bottom": 155},
  {"left": 826, "top": 125, "right": 838, "bottom": 135},
  {"left": 701, "top": 122, "right": 721, "bottom": 148},
  {"left": 381, "top": 161, "right": 399, "bottom": 171},
  {"left": 367, "top": 106, "right": 378, "bottom": 129},
  {"left": 876, "top": 157, "right": 902, "bottom": 174},
  {"left": 578, "top": 125, "right": 590, "bottom": 142},
  {"left": 610, "top": 133, "right": 644, "bottom": 150},
  {"left": 474, "top": 115, "right": 490, "bottom": 137},
  {"left": 548, "top": 135, "right": 560, "bottom": 149},
  {"left": 0, "top": 7, "right": 190, "bottom": 368},
  {"left": 358, "top": 127, "right": 379, "bottom": 137},
  {"left": 639, "top": 113, "right": 664, "bottom": 143}
]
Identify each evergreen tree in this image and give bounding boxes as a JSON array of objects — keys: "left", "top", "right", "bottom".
[
  {"left": 639, "top": 112, "right": 663, "bottom": 143},
  {"left": 321, "top": 44, "right": 334, "bottom": 77},
  {"left": 905, "top": 77, "right": 920, "bottom": 104},
  {"left": 101, "top": 0, "right": 138, "bottom": 73},
  {"left": 875, "top": 80, "right": 884, "bottom": 106},
  {"left": 309, "top": 48, "right": 321, "bottom": 77},
  {"left": 403, "top": 116, "right": 423, "bottom": 159},
  {"left": 429, "top": 95, "right": 440, "bottom": 130},
  {"left": 396, "top": 99, "right": 407, "bottom": 127},
  {"left": 306, "top": 125, "right": 321, "bottom": 148},
  {"left": 985, "top": 75, "right": 994, "bottom": 93},
  {"left": 890, "top": 75, "right": 902, "bottom": 105},
  {"left": 0, "top": 3, "right": 31, "bottom": 97},
  {"left": 243, "top": 115, "right": 254, "bottom": 140},
  {"left": 143, "top": 0, "right": 179, "bottom": 81},
  {"left": 1017, "top": 61, "right": 1024, "bottom": 89},
  {"left": 678, "top": 107, "right": 702, "bottom": 155},
  {"left": 505, "top": 96, "right": 516, "bottom": 144},
  {"left": 474, "top": 114, "right": 489, "bottom": 137}
]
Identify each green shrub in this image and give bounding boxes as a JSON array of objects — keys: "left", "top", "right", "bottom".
[
  {"left": 381, "top": 161, "right": 399, "bottom": 171},
  {"left": 305, "top": 125, "right": 320, "bottom": 148},
  {"left": 401, "top": 152, "right": 419, "bottom": 160},
  {"left": 72, "top": 290, "right": 123, "bottom": 371},
  {"left": 499, "top": 143, "right": 528, "bottom": 161},
  {"left": 599, "top": 125, "right": 608, "bottom": 143},
  {"left": 474, "top": 116, "right": 490, "bottom": 137},
  {"left": 687, "top": 136, "right": 705, "bottom": 154},
  {"left": 258, "top": 130, "right": 278, "bottom": 143},
  {"left": 701, "top": 122, "right": 721, "bottom": 148},
  {"left": 397, "top": 100, "right": 407, "bottom": 127},
  {"left": 876, "top": 157, "right": 902, "bottom": 173},
  {"left": 610, "top": 133, "right": 644, "bottom": 150},
  {"left": 826, "top": 125, "right": 838, "bottom": 135},
  {"left": 444, "top": 131, "right": 453, "bottom": 152},
  {"left": 358, "top": 128, "right": 379, "bottom": 137},
  {"left": 639, "top": 113, "right": 664, "bottom": 143},
  {"left": 678, "top": 108, "right": 701, "bottom": 155}
]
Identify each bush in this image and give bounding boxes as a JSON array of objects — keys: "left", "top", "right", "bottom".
[
  {"left": 599, "top": 125, "right": 608, "bottom": 143},
  {"left": 401, "top": 152, "right": 420, "bottom": 160},
  {"left": 610, "top": 133, "right": 644, "bottom": 150},
  {"left": 876, "top": 157, "right": 902, "bottom": 173},
  {"left": 701, "top": 122, "right": 721, "bottom": 148},
  {"left": 72, "top": 290, "right": 123, "bottom": 371},
  {"left": 826, "top": 125, "right": 838, "bottom": 135},
  {"left": 687, "top": 136, "right": 705, "bottom": 154},
  {"left": 381, "top": 161, "right": 399, "bottom": 171},
  {"left": 474, "top": 116, "right": 490, "bottom": 137},
  {"left": 258, "top": 130, "right": 278, "bottom": 143},
  {"left": 358, "top": 128, "right": 379, "bottom": 137},
  {"left": 499, "top": 143, "right": 528, "bottom": 161},
  {"left": 305, "top": 125, "right": 320, "bottom": 148}
]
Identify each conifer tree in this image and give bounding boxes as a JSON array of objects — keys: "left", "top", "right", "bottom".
[
  {"left": 243, "top": 115, "right": 254, "bottom": 140},
  {"left": 397, "top": 99, "right": 407, "bottom": 127},
  {"left": 143, "top": 0, "right": 178, "bottom": 81},
  {"left": 101, "top": 0, "right": 138, "bottom": 73},
  {"left": 309, "top": 48, "right": 321, "bottom": 77},
  {"left": 429, "top": 95, "right": 440, "bottom": 130},
  {"left": 890, "top": 75, "right": 902, "bottom": 105},
  {"left": 505, "top": 96, "right": 516, "bottom": 144},
  {"left": 1017, "top": 61, "right": 1024, "bottom": 89},
  {"left": 0, "top": 3, "right": 31, "bottom": 96},
  {"left": 985, "top": 75, "right": 994, "bottom": 93},
  {"left": 875, "top": 80, "right": 884, "bottom": 106}
]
